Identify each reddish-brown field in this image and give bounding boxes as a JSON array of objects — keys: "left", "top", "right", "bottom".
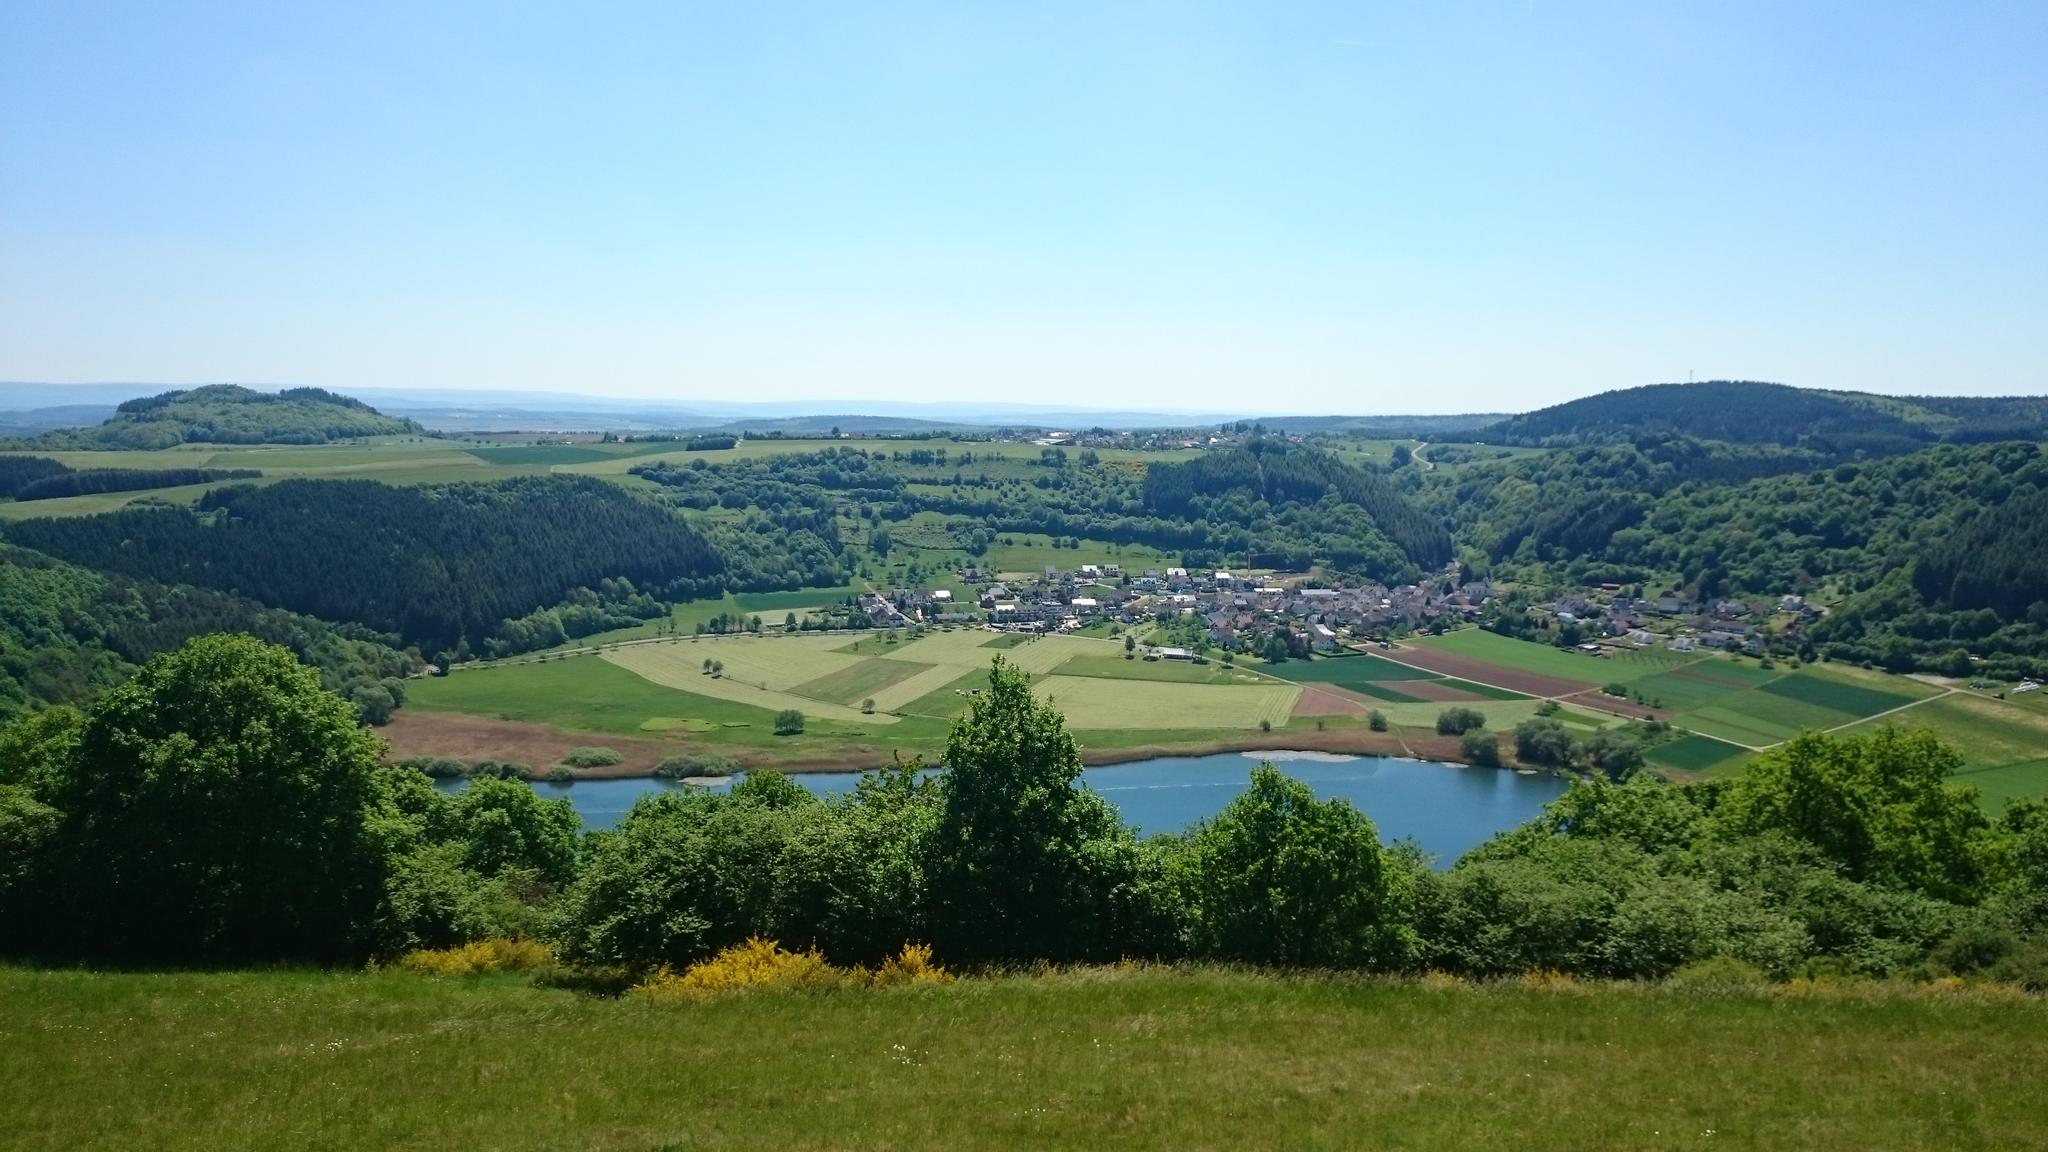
[{"left": 1385, "top": 645, "right": 1593, "bottom": 697}]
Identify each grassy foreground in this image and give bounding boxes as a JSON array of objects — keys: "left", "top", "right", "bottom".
[{"left": 3, "top": 967, "right": 2043, "bottom": 1151}]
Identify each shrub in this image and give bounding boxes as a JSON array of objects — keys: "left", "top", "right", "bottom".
[
  {"left": 1513, "top": 718, "right": 1575, "bottom": 766},
  {"left": 858, "top": 941, "right": 953, "bottom": 986},
  {"left": 1258, "top": 718, "right": 1272, "bottom": 733},
  {"left": 1602, "top": 682, "right": 1630, "bottom": 698},
  {"left": 469, "top": 760, "right": 532, "bottom": 780},
  {"left": 773, "top": 709, "right": 806, "bottom": 735},
  {"left": 862, "top": 698, "right": 876, "bottom": 714},
  {"left": 633, "top": 938, "right": 839, "bottom": 998},
  {"left": 653, "top": 753, "right": 741, "bottom": 779},
  {"left": 1666, "top": 954, "right": 1770, "bottom": 991},
  {"left": 1460, "top": 731, "right": 1501, "bottom": 768},
  {"left": 397, "top": 937, "right": 554, "bottom": 976},
  {"left": 560, "top": 747, "right": 622, "bottom": 768},
  {"left": 1435, "top": 707, "right": 1486, "bottom": 736},
  {"left": 396, "top": 756, "right": 468, "bottom": 779},
  {"left": 1368, "top": 710, "right": 1388, "bottom": 732},
  {"left": 546, "top": 766, "right": 574, "bottom": 784}
]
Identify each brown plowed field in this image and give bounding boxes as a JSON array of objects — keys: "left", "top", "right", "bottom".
[{"left": 1385, "top": 646, "right": 1593, "bottom": 697}]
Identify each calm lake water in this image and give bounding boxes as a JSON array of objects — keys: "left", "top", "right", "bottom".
[{"left": 444, "top": 751, "right": 1567, "bottom": 865}]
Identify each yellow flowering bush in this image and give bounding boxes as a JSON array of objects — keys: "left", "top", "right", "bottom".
[
  {"left": 633, "top": 939, "right": 952, "bottom": 999},
  {"left": 397, "top": 938, "right": 554, "bottom": 976}
]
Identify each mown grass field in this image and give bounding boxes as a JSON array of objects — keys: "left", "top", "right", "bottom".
[{"left": 3, "top": 966, "right": 2041, "bottom": 1152}]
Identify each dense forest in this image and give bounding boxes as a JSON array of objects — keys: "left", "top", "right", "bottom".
[
  {"left": 1468, "top": 380, "right": 2048, "bottom": 452},
  {"left": 1421, "top": 439, "right": 2048, "bottom": 675},
  {"left": 15, "top": 384, "right": 421, "bottom": 449},
  {"left": 0, "top": 543, "right": 412, "bottom": 724},
  {"left": 636, "top": 440, "right": 1452, "bottom": 582},
  {"left": 0, "top": 457, "right": 260, "bottom": 501},
  {"left": 1141, "top": 440, "right": 1452, "bottom": 571},
  {"left": 4, "top": 476, "right": 723, "bottom": 657}
]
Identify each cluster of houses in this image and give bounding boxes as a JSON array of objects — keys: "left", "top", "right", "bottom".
[
  {"left": 871, "top": 562, "right": 1490, "bottom": 653},
  {"left": 1550, "top": 588, "right": 1820, "bottom": 656}
]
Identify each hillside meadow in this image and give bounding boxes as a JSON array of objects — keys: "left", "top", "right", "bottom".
[{"left": 3, "top": 965, "right": 2042, "bottom": 1152}]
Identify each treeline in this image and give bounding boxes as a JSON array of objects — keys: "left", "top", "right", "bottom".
[
  {"left": 6, "top": 637, "right": 2045, "bottom": 991},
  {"left": 6, "top": 464, "right": 261, "bottom": 502},
  {"left": 0, "top": 544, "right": 413, "bottom": 724},
  {"left": 4, "top": 476, "right": 723, "bottom": 657}
]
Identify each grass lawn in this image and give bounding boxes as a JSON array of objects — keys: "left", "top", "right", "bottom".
[{"left": 4, "top": 966, "right": 2041, "bottom": 1152}]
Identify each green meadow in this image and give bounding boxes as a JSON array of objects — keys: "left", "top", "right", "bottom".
[{"left": 3, "top": 965, "right": 2042, "bottom": 1152}]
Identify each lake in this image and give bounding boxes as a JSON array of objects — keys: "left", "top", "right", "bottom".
[{"left": 446, "top": 751, "right": 1569, "bottom": 865}]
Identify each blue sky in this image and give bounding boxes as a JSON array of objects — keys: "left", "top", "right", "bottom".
[{"left": 2, "top": 1, "right": 2043, "bottom": 413}]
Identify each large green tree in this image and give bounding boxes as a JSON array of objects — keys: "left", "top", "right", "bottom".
[
  {"left": 926, "top": 657, "right": 1145, "bottom": 963},
  {"left": 45, "top": 634, "right": 393, "bottom": 962},
  {"left": 1716, "top": 727, "right": 1993, "bottom": 903},
  {"left": 1181, "top": 764, "right": 1414, "bottom": 968}
]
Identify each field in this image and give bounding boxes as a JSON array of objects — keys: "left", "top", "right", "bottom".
[
  {"left": 1848, "top": 691, "right": 2048, "bottom": 807},
  {"left": 1034, "top": 676, "right": 1300, "bottom": 730},
  {"left": 4, "top": 966, "right": 2043, "bottom": 1152},
  {"left": 1644, "top": 733, "right": 1753, "bottom": 777},
  {"left": 1395, "top": 630, "right": 1954, "bottom": 765}
]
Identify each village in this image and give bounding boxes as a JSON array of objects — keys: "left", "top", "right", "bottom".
[
  {"left": 849, "top": 559, "right": 1848, "bottom": 668},
  {"left": 853, "top": 561, "right": 1494, "bottom": 660}
]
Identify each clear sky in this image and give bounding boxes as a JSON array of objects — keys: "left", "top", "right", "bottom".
[{"left": 3, "top": 1, "right": 2043, "bottom": 413}]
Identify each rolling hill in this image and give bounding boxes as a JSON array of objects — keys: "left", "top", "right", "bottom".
[
  {"left": 14, "top": 385, "right": 422, "bottom": 449},
  {"left": 1468, "top": 381, "right": 2048, "bottom": 450}
]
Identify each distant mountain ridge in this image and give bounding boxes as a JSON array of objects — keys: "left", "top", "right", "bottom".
[
  {"left": 10, "top": 385, "right": 421, "bottom": 449},
  {"left": 1469, "top": 381, "right": 2048, "bottom": 449}
]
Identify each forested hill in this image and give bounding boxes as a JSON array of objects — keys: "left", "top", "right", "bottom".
[
  {"left": 0, "top": 542, "right": 413, "bottom": 724},
  {"left": 1142, "top": 440, "right": 1452, "bottom": 571},
  {"left": 1427, "top": 439, "right": 2048, "bottom": 676},
  {"left": 16, "top": 385, "right": 422, "bottom": 449},
  {"left": 1468, "top": 381, "right": 2048, "bottom": 451},
  {"left": 3, "top": 476, "right": 722, "bottom": 656}
]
